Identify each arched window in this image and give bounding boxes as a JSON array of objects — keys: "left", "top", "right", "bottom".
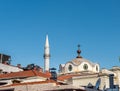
[
  {"left": 96, "top": 66, "right": 98, "bottom": 71},
  {"left": 83, "top": 64, "right": 88, "bottom": 70},
  {"left": 68, "top": 65, "right": 72, "bottom": 71}
]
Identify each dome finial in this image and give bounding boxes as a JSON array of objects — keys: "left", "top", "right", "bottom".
[{"left": 76, "top": 44, "right": 82, "bottom": 58}]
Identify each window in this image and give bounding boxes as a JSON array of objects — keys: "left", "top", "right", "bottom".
[
  {"left": 96, "top": 66, "right": 98, "bottom": 71},
  {"left": 68, "top": 65, "right": 72, "bottom": 71},
  {"left": 83, "top": 64, "right": 88, "bottom": 70}
]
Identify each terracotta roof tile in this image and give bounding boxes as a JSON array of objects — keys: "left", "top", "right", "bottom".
[
  {"left": 58, "top": 74, "right": 80, "bottom": 81},
  {"left": 58, "top": 73, "right": 99, "bottom": 81},
  {"left": 0, "top": 70, "right": 50, "bottom": 79}
]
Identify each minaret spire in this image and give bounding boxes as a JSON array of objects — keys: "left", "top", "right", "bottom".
[
  {"left": 45, "top": 35, "right": 49, "bottom": 47},
  {"left": 44, "top": 35, "right": 50, "bottom": 72}
]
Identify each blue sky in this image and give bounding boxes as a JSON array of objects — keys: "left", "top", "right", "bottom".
[{"left": 0, "top": 0, "right": 120, "bottom": 71}]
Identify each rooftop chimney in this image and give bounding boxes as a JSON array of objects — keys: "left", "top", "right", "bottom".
[{"left": 109, "top": 74, "right": 114, "bottom": 89}]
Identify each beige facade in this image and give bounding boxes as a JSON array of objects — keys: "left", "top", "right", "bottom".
[
  {"left": 70, "top": 73, "right": 110, "bottom": 90},
  {"left": 59, "top": 58, "right": 100, "bottom": 74},
  {"left": 0, "top": 83, "right": 56, "bottom": 91},
  {"left": 58, "top": 48, "right": 120, "bottom": 90},
  {"left": 59, "top": 66, "right": 120, "bottom": 90},
  {"left": 110, "top": 67, "right": 120, "bottom": 87}
]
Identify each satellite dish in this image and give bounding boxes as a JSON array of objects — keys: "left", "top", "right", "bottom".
[{"left": 95, "top": 78, "right": 101, "bottom": 90}]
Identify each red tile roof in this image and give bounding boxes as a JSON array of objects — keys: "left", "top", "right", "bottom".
[
  {"left": 58, "top": 74, "right": 81, "bottom": 81},
  {"left": 0, "top": 70, "right": 51, "bottom": 79},
  {"left": 58, "top": 73, "right": 99, "bottom": 81}
]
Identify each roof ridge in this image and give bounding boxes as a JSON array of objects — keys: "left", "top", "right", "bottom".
[
  {"left": 31, "top": 70, "right": 38, "bottom": 76},
  {"left": 0, "top": 80, "right": 57, "bottom": 88}
]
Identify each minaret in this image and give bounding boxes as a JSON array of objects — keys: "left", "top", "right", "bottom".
[{"left": 44, "top": 35, "right": 50, "bottom": 72}]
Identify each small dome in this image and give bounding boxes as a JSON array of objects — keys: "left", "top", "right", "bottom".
[
  {"left": 63, "top": 57, "right": 100, "bottom": 74},
  {"left": 59, "top": 45, "right": 100, "bottom": 74}
]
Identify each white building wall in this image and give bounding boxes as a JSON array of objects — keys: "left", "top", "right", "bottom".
[
  {"left": 0, "top": 63, "right": 23, "bottom": 73},
  {"left": 0, "top": 83, "right": 56, "bottom": 91},
  {"left": 64, "top": 61, "right": 100, "bottom": 74},
  {"left": 110, "top": 67, "right": 120, "bottom": 90},
  {"left": 72, "top": 76, "right": 98, "bottom": 87},
  {"left": 15, "top": 83, "right": 56, "bottom": 91},
  {"left": 22, "top": 77, "right": 47, "bottom": 83},
  {"left": 71, "top": 74, "right": 109, "bottom": 90}
]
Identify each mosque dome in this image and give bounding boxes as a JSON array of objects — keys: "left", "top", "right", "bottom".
[
  {"left": 59, "top": 45, "right": 100, "bottom": 74},
  {"left": 69, "top": 58, "right": 94, "bottom": 66}
]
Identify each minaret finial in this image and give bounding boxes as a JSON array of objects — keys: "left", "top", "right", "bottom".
[
  {"left": 76, "top": 44, "right": 82, "bottom": 58},
  {"left": 44, "top": 35, "right": 50, "bottom": 72}
]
